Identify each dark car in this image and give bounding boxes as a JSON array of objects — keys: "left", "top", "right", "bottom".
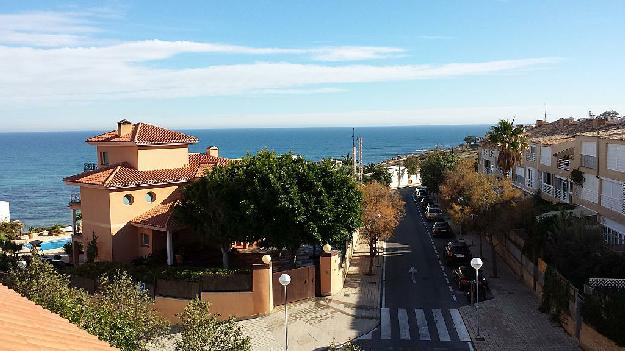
[
  {"left": 445, "top": 240, "right": 473, "bottom": 266},
  {"left": 414, "top": 188, "right": 428, "bottom": 199},
  {"left": 419, "top": 197, "right": 432, "bottom": 209},
  {"left": 431, "top": 221, "right": 452, "bottom": 237},
  {"left": 452, "top": 265, "right": 488, "bottom": 292},
  {"left": 425, "top": 206, "right": 443, "bottom": 221}
]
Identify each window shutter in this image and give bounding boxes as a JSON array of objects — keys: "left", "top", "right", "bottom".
[
  {"left": 607, "top": 144, "right": 625, "bottom": 172},
  {"left": 540, "top": 146, "right": 552, "bottom": 166}
]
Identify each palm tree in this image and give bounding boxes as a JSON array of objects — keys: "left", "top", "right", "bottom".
[{"left": 485, "top": 119, "right": 528, "bottom": 177}]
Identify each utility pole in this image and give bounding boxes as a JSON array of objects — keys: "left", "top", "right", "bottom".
[
  {"left": 352, "top": 128, "right": 357, "bottom": 178},
  {"left": 358, "top": 136, "right": 364, "bottom": 181}
]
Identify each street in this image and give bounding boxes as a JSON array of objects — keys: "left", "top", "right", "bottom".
[{"left": 356, "top": 188, "right": 478, "bottom": 351}]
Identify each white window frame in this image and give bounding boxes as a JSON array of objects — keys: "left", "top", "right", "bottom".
[
  {"left": 581, "top": 141, "right": 597, "bottom": 156},
  {"left": 580, "top": 174, "right": 599, "bottom": 204},
  {"left": 601, "top": 177, "right": 625, "bottom": 214},
  {"left": 540, "top": 146, "right": 552, "bottom": 166},
  {"left": 607, "top": 143, "right": 625, "bottom": 172}
]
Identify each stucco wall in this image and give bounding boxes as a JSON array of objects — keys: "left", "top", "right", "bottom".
[
  {"left": 154, "top": 296, "right": 191, "bottom": 323},
  {"left": 96, "top": 145, "right": 138, "bottom": 168},
  {"left": 200, "top": 291, "right": 256, "bottom": 319},
  {"left": 137, "top": 146, "right": 189, "bottom": 171},
  {"left": 79, "top": 187, "right": 113, "bottom": 261}
]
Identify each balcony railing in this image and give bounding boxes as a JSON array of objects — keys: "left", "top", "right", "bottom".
[
  {"left": 581, "top": 155, "right": 597, "bottom": 169},
  {"left": 557, "top": 158, "right": 571, "bottom": 171},
  {"left": 526, "top": 178, "right": 535, "bottom": 189},
  {"left": 514, "top": 175, "right": 525, "bottom": 186},
  {"left": 69, "top": 193, "right": 81, "bottom": 207},
  {"left": 84, "top": 162, "right": 97, "bottom": 172},
  {"left": 542, "top": 183, "right": 554, "bottom": 196},
  {"left": 526, "top": 153, "right": 536, "bottom": 162},
  {"left": 554, "top": 188, "right": 570, "bottom": 203}
]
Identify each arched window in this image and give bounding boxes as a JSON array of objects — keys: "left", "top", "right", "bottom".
[
  {"left": 145, "top": 192, "right": 156, "bottom": 203},
  {"left": 123, "top": 194, "right": 134, "bottom": 205}
]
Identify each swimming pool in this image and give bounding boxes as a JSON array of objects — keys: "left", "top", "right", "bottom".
[{"left": 26, "top": 237, "right": 71, "bottom": 251}]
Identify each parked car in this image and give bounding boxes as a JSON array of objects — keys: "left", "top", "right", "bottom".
[
  {"left": 445, "top": 240, "right": 472, "bottom": 266},
  {"left": 419, "top": 197, "right": 432, "bottom": 209},
  {"left": 425, "top": 206, "right": 443, "bottom": 221},
  {"left": 414, "top": 187, "right": 428, "bottom": 199},
  {"left": 431, "top": 221, "right": 452, "bottom": 237},
  {"left": 452, "top": 265, "right": 488, "bottom": 292}
]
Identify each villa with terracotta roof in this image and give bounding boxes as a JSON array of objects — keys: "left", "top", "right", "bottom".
[
  {"left": 65, "top": 120, "right": 228, "bottom": 265},
  {"left": 478, "top": 115, "right": 625, "bottom": 249}
]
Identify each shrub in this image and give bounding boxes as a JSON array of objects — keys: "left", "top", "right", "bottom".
[
  {"left": 6, "top": 257, "right": 169, "bottom": 351},
  {"left": 6, "top": 256, "right": 89, "bottom": 324},
  {"left": 81, "top": 270, "right": 168, "bottom": 351},
  {"left": 63, "top": 241, "right": 73, "bottom": 255},
  {"left": 86, "top": 234, "right": 98, "bottom": 262},
  {"left": 176, "top": 299, "right": 250, "bottom": 351}
]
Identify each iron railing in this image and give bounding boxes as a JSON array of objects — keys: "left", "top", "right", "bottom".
[
  {"left": 69, "top": 193, "right": 81, "bottom": 204},
  {"left": 542, "top": 183, "right": 554, "bottom": 196},
  {"left": 84, "top": 163, "right": 97, "bottom": 172},
  {"left": 557, "top": 158, "right": 571, "bottom": 171}
]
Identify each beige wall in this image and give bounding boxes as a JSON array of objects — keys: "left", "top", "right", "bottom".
[
  {"left": 79, "top": 187, "right": 113, "bottom": 261},
  {"left": 137, "top": 146, "right": 189, "bottom": 171},
  {"left": 599, "top": 138, "right": 625, "bottom": 182},
  {"left": 154, "top": 296, "right": 191, "bottom": 323},
  {"left": 137, "top": 227, "right": 153, "bottom": 258},
  {"left": 109, "top": 185, "right": 178, "bottom": 262},
  {"left": 96, "top": 145, "right": 138, "bottom": 168},
  {"left": 320, "top": 252, "right": 344, "bottom": 296}
]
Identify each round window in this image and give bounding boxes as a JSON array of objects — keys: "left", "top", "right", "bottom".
[
  {"left": 145, "top": 192, "right": 156, "bottom": 203},
  {"left": 123, "top": 194, "right": 134, "bottom": 205}
]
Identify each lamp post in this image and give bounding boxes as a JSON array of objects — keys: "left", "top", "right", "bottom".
[
  {"left": 279, "top": 273, "right": 291, "bottom": 351},
  {"left": 471, "top": 257, "right": 484, "bottom": 341}
]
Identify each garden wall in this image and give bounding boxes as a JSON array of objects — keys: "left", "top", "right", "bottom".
[{"left": 489, "top": 234, "right": 625, "bottom": 351}]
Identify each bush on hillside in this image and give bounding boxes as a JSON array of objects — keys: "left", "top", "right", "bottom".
[{"left": 176, "top": 299, "right": 250, "bottom": 351}]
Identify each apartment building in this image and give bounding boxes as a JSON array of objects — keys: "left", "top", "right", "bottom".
[
  {"left": 64, "top": 120, "right": 229, "bottom": 265},
  {"left": 478, "top": 117, "right": 625, "bottom": 247}
]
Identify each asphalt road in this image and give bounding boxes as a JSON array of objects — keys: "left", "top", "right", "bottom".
[{"left": 356, "top": 188, "right": 477, "bottom": 351}]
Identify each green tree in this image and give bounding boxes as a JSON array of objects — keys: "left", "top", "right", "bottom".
[
  {"left": 419, "top": 150, "right": 458, "bottom": 191},
  {"left": 485, "top": 119, "right": 528, "bottom": 177},
  {"left": 82, "top": 271, "right": 168, "bottom": 351},
  {"left": 0, "top": 221, "right": 22, "bottom": 240},
  {"left": 363, "top": 163, "right": 392, "bottom": 186},
  {"left": 176, "top": 163, "right": 248, "bottom": 269},
  {"left": 464, "top": 135, "right": 479, "bottom": 145},
  {"left": 176, "top": 299, "right": 251, "bottom": 351},
  {"left": 598, "top": 110, "right": 620, "bottom": 119},
  {"left": 403, "top": 156, "right": 420, "bottom": 176}
]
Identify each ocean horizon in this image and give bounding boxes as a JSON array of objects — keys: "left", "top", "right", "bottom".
[{"left": 0, "top": 125, "right": 489, "bottom": 228}]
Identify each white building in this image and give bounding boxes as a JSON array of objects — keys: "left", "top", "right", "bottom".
[
  {"left": 0, "top": 201, "right": 9, "bottom": 223},
  {"left": 387, "top": 166, "right": 420, "bottom": 189}
]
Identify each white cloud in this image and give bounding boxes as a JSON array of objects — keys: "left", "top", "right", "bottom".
[
  {"left": 309, "top": 46, "right": 405, "bottom": 61},
  {"left": 0, "top": 40, "right": 559, "bottom": 104},
  {"left": 0, "top": 11, "right": 100, "bottom": 47}
]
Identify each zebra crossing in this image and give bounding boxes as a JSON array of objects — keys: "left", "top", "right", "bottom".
[{"left": 359, "top": 308, "right": 471, "bottom": 342}]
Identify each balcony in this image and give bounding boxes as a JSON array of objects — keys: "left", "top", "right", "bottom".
[
  {"left": 84, "top": 162, "right": 97, "bottom": 172},
  {"left": 581, "top": 155, "right": 597, "bottom": 169},
  {"left": 514, "top": 175, "right": 525, "bottom": 186},
  {"left": 69, "top": 193, "right": 81, "bottom": 209},
  {"left": 542, "top": 183, "right": 554, "bottom": 197},
  {"left": 553, "top": 188, "right": 570, "bottom": 203},
  {"left": 526, "top": 153, "right": 536, "bottom": 162},
  {"left": 557, "top": 158, "right": 571, "bottom": 171}
]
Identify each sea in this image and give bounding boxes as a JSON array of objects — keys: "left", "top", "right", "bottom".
[{"left": 0, "top": 125, "right": 489, "bottom": 228}]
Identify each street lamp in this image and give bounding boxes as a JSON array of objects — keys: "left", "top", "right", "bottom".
[
  {"left": 279, "top": 273, "right": 291, "bottom": 351},
  {"left": 470, "top": 257, "right": 484, "bottom": 341}
]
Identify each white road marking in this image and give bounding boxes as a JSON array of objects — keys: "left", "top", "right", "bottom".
[
  {"left": 381, "top": 308, "right": 391, "bottom": 340},
  {"left": 468, "top": 341, "right": 475, "bottom": 351},
  {"left": 357, "top": 327, "right": 375, "bottom": 340},
  {"left": 414, "top": 309, "right": 431, "bottom": 341},
  {"left": 398, "top": 308, "right": 410, "bottom": 340},
  {"left": 433, "top": 309, "right": 451, "bottom": 342},
  {"left": 450, "top": 309, "right": 471, "bottom": 341}
]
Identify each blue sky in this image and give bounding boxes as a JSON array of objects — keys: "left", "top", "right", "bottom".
[{"left": 1, "top": 0, "right": 624, "bottom": 131}]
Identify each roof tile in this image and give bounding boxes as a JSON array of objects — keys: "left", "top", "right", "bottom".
[{"left": 86, "top": 122, "right": 198, "bottom": 145}]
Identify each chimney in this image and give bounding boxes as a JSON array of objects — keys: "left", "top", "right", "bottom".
[
  {"left": 536, "top": 119, "right": 545, "bottom": 127},
  {"left": 117, "top": 119, "right": 133, "bottom": 136},
  {"left": 207, "top": 146, "right": 219, "bottom": 157}
]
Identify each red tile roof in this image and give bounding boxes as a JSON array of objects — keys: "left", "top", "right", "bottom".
[
  {"left": 64, "top": 153, "right": 229, "bottom": 189},
  {"left": 87, "top": 122, "right": 198, "bottom": 145},
  {"left": 0, "top": 283, "right": 118, "bottom": 351},
  {"left": 131, "top": 191, "right": 181, "bottom": 230}
]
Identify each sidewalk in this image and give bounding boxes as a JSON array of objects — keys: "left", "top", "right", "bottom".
[
  {"left": 457, "top": 232, "right": 580, "bottom": 351},
  {"left": 238, "top": 242, "right": 381, "bottom": 351}
]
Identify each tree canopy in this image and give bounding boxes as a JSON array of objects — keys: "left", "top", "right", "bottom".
[
  {"left": 363, "top": 163, "right": 392, "bottom": 186},
  {"left": 485, "top": 119, "right": 528, "bottom": 177},
  {"left": 419, "top": 150, "right": 458, "bottom": 192},
  {"left": 176, "top": 150, "right": 363, "bottom": 267},
  {"left": 403, "top": 156, "right": 420, "bottom": 176},
  {"left": 360, "top": 182, "right": 405, "bottom": 274}
]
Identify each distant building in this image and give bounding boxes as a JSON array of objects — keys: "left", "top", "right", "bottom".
[
  {"left": 64, "top": 120, "right": 229, "bottom": 265},
  {"left": 478, "top": 116, "right": 625, "bottom": 247},
  {"left": 387, "top": 165, "right": 419, "bottom": 189},
  {"left": 0, "top": 201, "right": 9, "bottom": 223}
]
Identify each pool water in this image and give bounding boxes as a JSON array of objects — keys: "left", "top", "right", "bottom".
[{"left": 26, "top": 237, "right": 71, "bottom": 251}]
